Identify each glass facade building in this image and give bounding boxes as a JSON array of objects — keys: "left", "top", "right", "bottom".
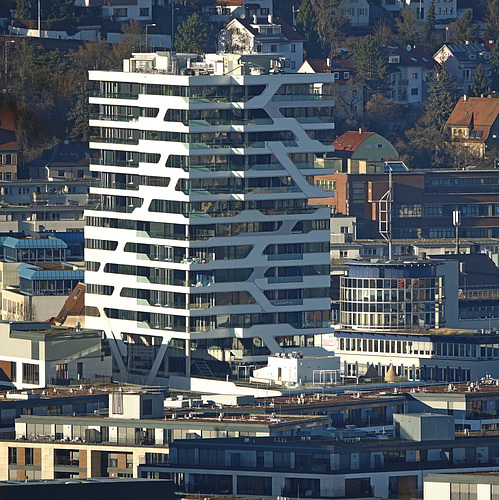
[{"left": 340, "top": 261, "right": 445, "bottom": 330}]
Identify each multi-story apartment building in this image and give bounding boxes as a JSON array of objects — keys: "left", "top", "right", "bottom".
[
  {"left": 314, "top": 169, "right": 499, "bottom": 240},
  {"left": 85, "top": 52, "right": 336, "bottom": 384}
]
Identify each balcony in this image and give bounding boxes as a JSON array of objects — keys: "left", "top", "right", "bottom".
[
  {"left": 89, "top": 113, "right": 138, "bottom": 122},
  {"left": 90, "top": 158, "right": 139, "bottom": 167},
  {"left": 89, "top": 136, "right": 139, "bottom": 145},
  {"left": 272, "top": 94, "right": 335, "bottom": 102},
  {"left": 89, "top": 91, "right": 138, "bottom": 99}
]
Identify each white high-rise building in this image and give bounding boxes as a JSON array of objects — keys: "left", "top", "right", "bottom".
[{"left": 85, "top": 52, "right": 337, "bottom": 384}]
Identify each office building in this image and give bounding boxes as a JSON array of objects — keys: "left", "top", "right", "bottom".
[{"left": 85, "top": 52, "right": 336, "bottom": 384}]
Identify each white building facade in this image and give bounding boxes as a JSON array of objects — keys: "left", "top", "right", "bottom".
[{"left": 85, "top": 53, "right": 336, "bottom": 384}]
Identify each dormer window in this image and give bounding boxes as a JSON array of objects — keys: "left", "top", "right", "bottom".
[
  {"left": 333, "top": 72, "right": 340, "bottom": 79},
  {"left": 344, "top": 72, "right": 350, "bottom": 79},
  {"left": 469, "top": 54, "right": 476, "bottom": 60}
]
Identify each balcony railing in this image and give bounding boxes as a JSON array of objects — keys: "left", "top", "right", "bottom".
[{"left": 89, "top": 91, "right": 138, "bottom": 99}]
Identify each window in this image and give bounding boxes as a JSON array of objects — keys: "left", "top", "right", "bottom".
[
  {"left": 22, "top": 364, "right": 39, "bottom": 384},
  {"left": 8, "top": 448, "right": 16, "bottom": 464},
  {"left": 139, "top": 7, "right": 149, "bottom": 16},
  {"left": 333, "top": 72, "right": 340, "bottom": 79},
  {"left": 291, "top": 61, "right": 296, "bottom": 69},
  {"left": 113, "top": 8, "right": 127, "bottom": 17},
  {"left": 411, "top": 88, "right": 419, "bottom": 96},
  {"left": 344, "top": 71, "right": 350, "bottom": 79},
  {"left": 411, "top": 73, "right": 418, "bottom": 79},
  {"left": 142, "top": 398, "right": 153, "bottom": 416},
  {"left": 25, "top": 448, "right": 34, "bottom": 465},
  {"left": 270, "top": 44, "right": 277, "bottom": 52},
  {"left": 291, "top": 44, "right": 296, "bottom": 53},
  {"left": 5, "top": 173, "right": 11, "bottom": 180}
]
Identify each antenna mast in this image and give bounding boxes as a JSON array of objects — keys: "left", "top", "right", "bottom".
[{"left": 378, "top": 166, "right": 393, "bottom": 260}]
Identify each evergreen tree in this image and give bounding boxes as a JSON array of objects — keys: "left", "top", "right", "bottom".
[
  {"left": 421, "top": 1, "right": 437, "bottom": 50},
  {"left": 16, "top": 0, "right": 74, "bottom": 19},
  {"left": 175, "top": 12, "right": 213, "bottom": 54},
  {"left": 295, "top": 0, "right": 323, "bottom": 58},
  {"left": 491, "top": 45, "right": 499, "bottom": 91},
  {"left": 486, "top": 0, "right": 499, "bottom": 42},
  {"left": 352, "top": 35, "right": 388, "bottom": 98},
  {"left": 426, "top": 66, "right": 457, "bottom": 131},
  {"left": 451, "top": 8, "right": 479, "bottom": 43},
  {"left": 472, "top": 64, "right": 489, "bottom": 97},
  {"left": 67, "top": 82, "right": 91, "bottom": 141}
]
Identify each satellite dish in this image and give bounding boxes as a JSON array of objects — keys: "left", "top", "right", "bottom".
[
  {"left": 240, "top": 13, "right": 245, "bottom": 18},
  {"left": 64, "top": 139, "right": 69, "bottom": 145},
  {"left": 406, "top": 45, "right": 412, "bottom": 52}
]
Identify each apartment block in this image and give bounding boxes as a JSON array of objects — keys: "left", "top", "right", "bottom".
[{"left": 85, "top": 52, "right": 336, "bottom": 384}]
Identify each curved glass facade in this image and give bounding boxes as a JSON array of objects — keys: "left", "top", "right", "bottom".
[{"left": 340, "top": 261, "right": 445, "bottom": 330}]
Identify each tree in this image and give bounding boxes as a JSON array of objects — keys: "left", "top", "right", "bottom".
[
  {"left": 425, "top": 66, "right": 457, "bottom": 131},
  {"left": 395, "top": 8, "right": 420, "bottom": 47},
  {"left": 309, "top": 0, "right": 348, "bottom": 57},
  {"left": 120, "top": 20, "right": 145, "bottom": 53},
  {"left": 486, "top": 0, "right": 499, "bottom": 42},
  {"left": 374, "top": 17, "right": 395, "bottom": 47},
  {"left": 491, "top": 45, "right": 499, "bottom": 91},
  {"left": 472, "top": 64, "right": 489, "bottom": 97},
  {"left": 421, "top": 1, "right": 437, "bottom": 51},
  {"left": 451, "top": 8, "right": 479, "bottom": 43},
  {"left": 352, "top": 35, "right": 388, "bottom": 97},
  {"left": 175, "top": 12, "right": 213, "bottom": 54},
  {"left": 295, "top": 0, "right": 323, "bottom": 58},
  {"left": 67, "top": 81, "right": 92, "bottom": 141},
  {"left": 16, "top": 0, "right": 74, "bottom": 19}
]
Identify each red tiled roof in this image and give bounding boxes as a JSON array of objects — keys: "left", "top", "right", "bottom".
[
  {"left": 333, "top": 130, "right": 375, "bottom": 152},
  {"left": 215, "top": 0, "right": 243, "bottom": 5},
  {"left": 445, "top": 96, "right": 499, "bottom": 143},
  {"left": 0, "top": 109, "right": 18, "bottom": 151}
]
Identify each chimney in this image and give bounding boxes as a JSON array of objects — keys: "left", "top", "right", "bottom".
[
  {"left": 327, "top": 57, "right": 331, "bottom": 67},
  {"left": 268, "top": 14, "right": 273, "bottom": 23},
  {"left": 463, "top": 94, "right": 467, "bottom": 101},
  {"left": 359, "top": 128, "right": 362, "bottom": 134},
  {"left": 253, "top": 14, "right": 257, "bottom": 23}
]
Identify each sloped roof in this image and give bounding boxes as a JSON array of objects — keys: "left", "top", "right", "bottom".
[
  {"left": 55, "top": 283, "right": 86, "bottom": 324},
  {"left": 0, "top": 109, "right": 18, "bottom": 151},
  {"left": 302, "top": 58, "right": 356, "bottom": 73},
  {"left": 333, "top": 130, "right": 375, "bottom": 152},
  {"left": 439, "top": 43, "right": 490, "bottom": 62},
  {"left": 391, "top": 47, "right": 436, "bottom": 69},
  {"left": 231, "top": 16, "right": 304, "bottom": 42},
  {"left": 0, "top": 237, "right": 67, "bottom": 250},
  {"left": 445, "top": 96, "right": 499, "bottom": 142}
]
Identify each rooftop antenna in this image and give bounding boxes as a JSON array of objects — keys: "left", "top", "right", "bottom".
[
  {"left": 453, "top": 210, "right": 461, "bottom": 254},
  {"left": 378, "top": 165, "right": 393, "bottom": 260}
]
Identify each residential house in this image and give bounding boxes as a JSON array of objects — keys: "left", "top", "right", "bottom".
[
  {"left": 443, "top": 96, "right": 499, "bottom": 157},
  {"left": 74, "top": 0, "right": 154, "bottom": 22},
  {"left": 0, "top": 109, "right": 19, "bottom": 182},
  {"left": 381, "top": 0, "right": 457, "bottom": 22},
  {"left": 340, "top": 0, "right": 369, "bottom": 27},
  {"left": 434, "top": 43, "right": 491, "bottom": 96},
  {"left": 201, "top": 0, "right": 273, "bottom": 22},
  {"left": 219, "top": 16, "right": 304, "bottom": 72},
  {"left": 327, "top": 130, "right": 399, "bottom": 172},
  {"left": 298, "top": 58, "right": 364, "bottom": 119},
  {"left": 26, "top": 141, "right": 94, "bottom": 181},
  {"left": 386, "top": 46, "right": 436, "bottom": 105}
]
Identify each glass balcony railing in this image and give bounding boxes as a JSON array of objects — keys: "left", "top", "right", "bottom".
[
  {"left": 272, "top": 94, "right": 335, "bottom": 102},
  {"left": 89, "top": 136, "right": 139, "bottom": 145},
  {"left": 85, "top": 202, "right": 141, "bottom": 213},
  {"left": 89, "top": 113, "right": 138, "bottom": 122},
  {"left": 90, "top": 158, "right": 139, "bottom": 167},
  {"left": 187, "top": 118, "right": 274, "bottom": 127},
  {"left": 89, "top": 90, "right": 139, "bottom": 99}
]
